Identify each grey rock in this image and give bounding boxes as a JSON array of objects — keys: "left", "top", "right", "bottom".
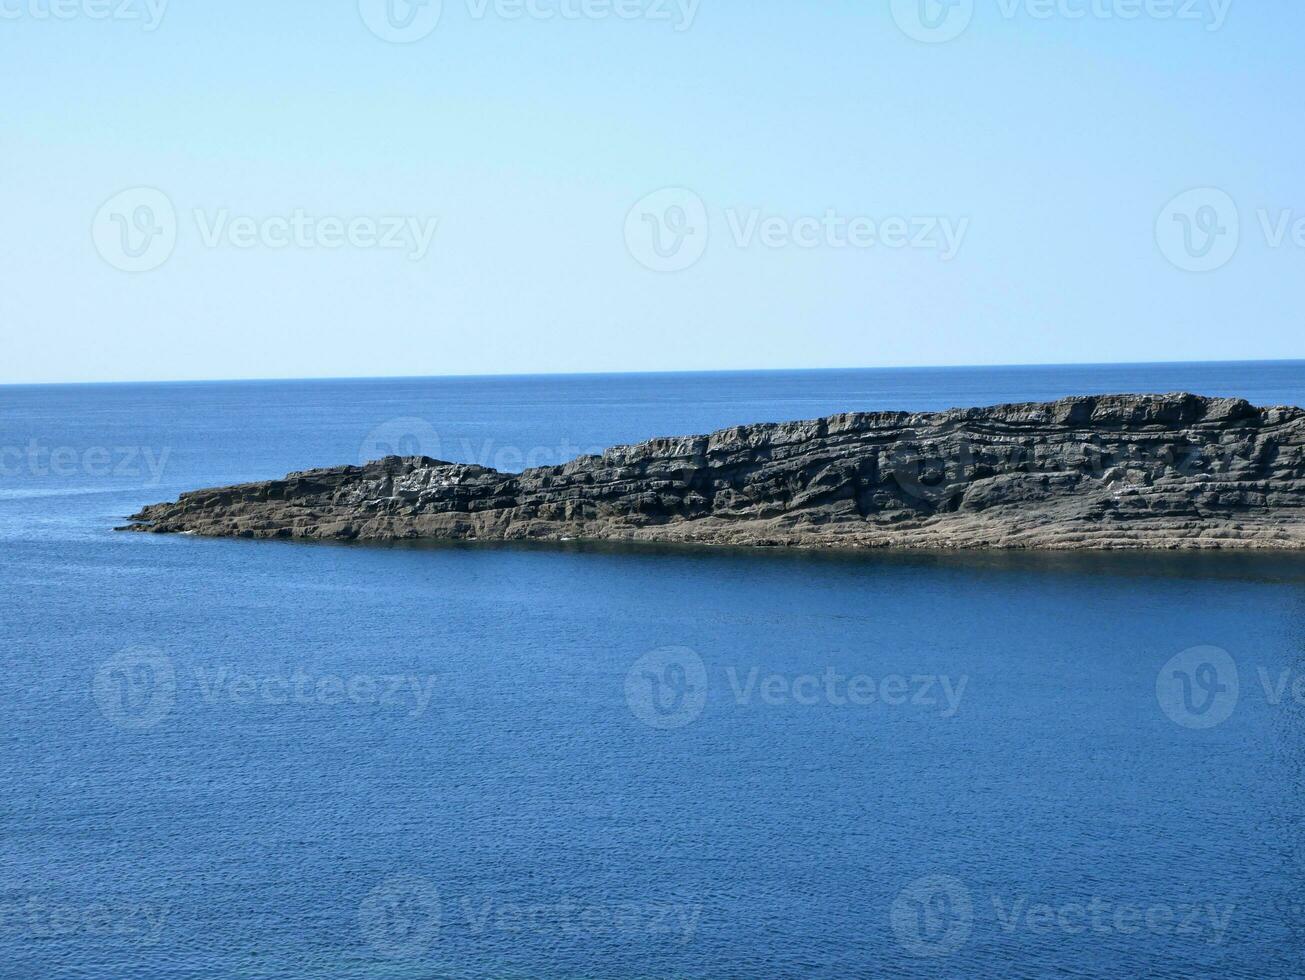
[{"left": 119, "top": 393, "right": 1305, "bottom": 550}]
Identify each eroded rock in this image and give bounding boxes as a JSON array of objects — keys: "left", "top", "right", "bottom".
[{"left": 118, "top": 394, "right": 1305, "bottom": 550}]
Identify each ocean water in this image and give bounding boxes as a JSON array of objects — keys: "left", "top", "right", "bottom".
[{"left": 4, "top": 362, "right": 1305, "bottom": 979}]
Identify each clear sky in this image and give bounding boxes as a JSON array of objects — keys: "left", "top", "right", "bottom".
[{"left": 1, "top": 0, "right": 1300, "bottom": 384}]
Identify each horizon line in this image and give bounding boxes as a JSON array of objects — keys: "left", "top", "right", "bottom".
[{"left": 3, "top": 357, "right": 1304, "bottom": 390}]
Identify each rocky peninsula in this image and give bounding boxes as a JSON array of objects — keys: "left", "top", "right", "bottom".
[{"left": 120, "top": 394, "right": 1305, "bottom": 550}]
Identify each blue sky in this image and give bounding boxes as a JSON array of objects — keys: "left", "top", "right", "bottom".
[{"left": 1, "top": 0, "right": 1300, "bottom": 383}]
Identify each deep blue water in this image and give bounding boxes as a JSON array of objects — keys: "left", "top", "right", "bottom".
[{"left": 4, "top": 362, "right": 1305, "bottom": 979}]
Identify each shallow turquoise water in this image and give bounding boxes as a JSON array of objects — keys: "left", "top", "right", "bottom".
[{"left": 3, "top": 363, "right": 1305, "bottom": 978}]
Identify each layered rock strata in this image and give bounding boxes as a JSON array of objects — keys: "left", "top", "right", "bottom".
[{"left": 120, "top": 394, "right": 1305, "bottom": 550}]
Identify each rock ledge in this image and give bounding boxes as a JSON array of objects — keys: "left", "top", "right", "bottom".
[{"left": 120, "top": 394, "right": 1305, "bottom": 550}]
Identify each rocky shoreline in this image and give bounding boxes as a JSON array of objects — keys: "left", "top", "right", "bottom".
[{"left": 119, "top": 393, "right": 1305, "bottom": 550}]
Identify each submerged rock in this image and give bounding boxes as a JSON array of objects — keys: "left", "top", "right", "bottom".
[{"left": 119, "top": 394, "right": 1305, "bottom": 550}]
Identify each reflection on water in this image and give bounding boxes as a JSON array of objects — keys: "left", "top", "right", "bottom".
[{"left": 368, "top": 535, "right": 1305, "bottom": 585}]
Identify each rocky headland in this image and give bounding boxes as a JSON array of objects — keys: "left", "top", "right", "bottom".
[{"left": 120, "top": 394, "right": 1305, "bottom": 550}]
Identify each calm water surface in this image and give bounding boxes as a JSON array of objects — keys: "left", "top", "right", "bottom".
[{"left": 4, "top": 362, "right": 1305, "bottom": 978}]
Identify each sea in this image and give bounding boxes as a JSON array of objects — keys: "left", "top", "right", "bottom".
[{"left": 3, "top": 361, "right": 1305, "bottom": 979}]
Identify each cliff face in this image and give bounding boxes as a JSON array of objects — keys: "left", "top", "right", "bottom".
[{"left": 121, "top": 394, "right": 1305, "bottom": 550}]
